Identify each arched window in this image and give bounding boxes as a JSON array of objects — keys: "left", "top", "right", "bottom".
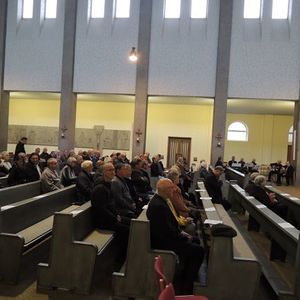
[
  {"left": 227, "top": 121, "right": 248, "bottom": 141},
  {"left": 288, "top": 126, "right": 293, "bottom": 144}
]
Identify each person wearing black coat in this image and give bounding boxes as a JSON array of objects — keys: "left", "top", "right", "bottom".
[
  {"left": 285, "top": 162, "right": 294, "bottom": 186},
  {"left": 91, "top": 163, "right": 130, "bottom": 262},
  {"left": 204, "top": 166, "right": 231, "bottom": 210},
  {"left": 146, "top": 179, "right": 204, "bottom": 294},
  {"left": 8, "top": 156, "right": 28, "bottom": 186},
  {"left": 76, "top": 160, "right": 94, "bottom": 204},
  {"left": 25, "top": 152, "right": 42, "bottom": 182},
  {"left": 14, "top": 137, "right": 27, "bottom": 160},
  {"left": 61, "top": 157, "right": 77, "bottom": 187}
]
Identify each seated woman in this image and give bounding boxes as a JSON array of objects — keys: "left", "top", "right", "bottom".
[
  {"left": 249, "top": 175, "right": 288, "bottom": 220},
  {"left": 0, "top": 151, "right": 12, "bottom": 177}
]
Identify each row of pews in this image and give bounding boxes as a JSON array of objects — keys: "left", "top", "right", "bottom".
[{"left": 226, "top": 167, "right": 300, "bottom": 299}]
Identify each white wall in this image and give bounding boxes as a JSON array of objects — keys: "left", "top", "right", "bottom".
[
  {"left": 148, "top": 0, "right": 219, "bottom": 97},
  {"left": 4, "top": 0, "right": 64, "bottom": 91},
  {"left": 228, "top": 0, "right": 300, "bottom": 100},
  {"left": 73, "top": 0, "right": 139, "bottom": 94}
]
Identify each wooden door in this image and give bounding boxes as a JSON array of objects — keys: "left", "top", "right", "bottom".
[{"left": 167, "top": 137, "right": 191, "bottom": 168}]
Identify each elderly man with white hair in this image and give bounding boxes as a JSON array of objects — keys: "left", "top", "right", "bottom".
[
  {"left": 76, "top": 160, "right": 94, "bottom": 204},
  {"left": 41, "top": 158, "right": 64, "bottom": 193},
  {"left": 61, "top": 156, "right": 77, "bottom": 187}
]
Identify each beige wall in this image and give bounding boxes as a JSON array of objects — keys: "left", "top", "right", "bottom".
[
  {"left": 224, "top": 114, "right": 293, "bottom": 165},
  {"left": 146, "top": 103, "right": 213, "bottom": 167}
]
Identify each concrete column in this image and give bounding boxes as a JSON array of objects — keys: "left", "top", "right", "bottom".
[
  {"left": 58, "top": 0, "right": 77, "bottom": 151},
  {"left": 294, "top": 100, "right": 300, "bottom": 184},
  {"left": 132, "top": 0, "right": 153, "bottom": 158},
  {"left": 210, "top": 0, "right": 234, "bottom": 165},
  {"left": 0, "top": 0, "right": 9, "bottom": 151}
]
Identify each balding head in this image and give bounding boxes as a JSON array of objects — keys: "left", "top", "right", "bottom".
[{"left": 157, "top": 178, "right": 176, "bottom": 200}]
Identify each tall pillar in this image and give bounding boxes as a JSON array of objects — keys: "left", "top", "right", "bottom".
[
  {"left": 0, "top": 0, "right": 9, "bottom": 151},
  {"left": 58, "top": 0, "right": 77, "bottom": 151},
  {"left": 294, "top": 98, "right": 300, "bottom": 184},
  {"left": 210, "top": 0, "right": 234, "bottom": 165},
  {"left": 132, "top": 0, "right": 153, "bottom": 158}
]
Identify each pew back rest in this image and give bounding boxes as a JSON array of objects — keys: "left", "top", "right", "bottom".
[
  {"left": 0, "top": 181, "right": 41, "bottom": 206},
  {"left": 0, "top": 176, "right": 8, "bottom": 188},
  {"left": 0, "top": 185, "right": 76, "bottom": 233},
  {"left": 72, "top": 202, "right": 95, "bottom": 241},
  {"left": 230, "top": 183, "right": 300, "bottom": 258}
]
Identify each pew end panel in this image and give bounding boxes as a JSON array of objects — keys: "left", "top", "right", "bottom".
[
  {"left": 112, "top": 218, "right": 177, "bottom": 300},
  {"left": 0, "top": 233, "right": 24, "bottom": 283},
  {"left": 37, "top": 204, "right": 114, "bottom": 295}
]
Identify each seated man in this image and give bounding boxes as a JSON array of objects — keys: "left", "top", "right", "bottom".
[
  {"left": 111, "top": 163, "right": 138, "bottom": 218},
  {"left": 91, "top": 163, "right": 130, "bottom": 263},
  {"left": 204, "top": 166, "right": 231, "bottom": 211},
  {"left": 41, "top": 158, "right": 64, "bottom": 193},
  {"left": 131, "top": 158, "right": 153, "bottom": 200},
  {"left": 249, "top": 175, "right": 287, "bottom": 219},
  {"left": 228, "top": 156, "right": 237, "bottom": 167},
  {"left": 7, "top": 153, "right": 28, "bottom": 186},
  {"left": 146, "top": 178, "right": 204, "bottom": 294},
  {"left": 0, "top": 151, "right": 12, "bottom": 176},
  {"left": 245, "top": 172, "right": 260, "bottom": 195},
  {"left": 76, "top": 160, "right": 94, "bottom": 204},
  {"left": 61, "top": 156, "right": 77, "bottom": 187},
  {"left": 25, "top": 152, "right": 42, "bottom": 182}
]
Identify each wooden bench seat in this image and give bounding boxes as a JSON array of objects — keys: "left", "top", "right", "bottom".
[
  {"left": 112, "top": 209, "right": 177, "bottom": 300},
  {"left": 0, "top": 180, "right": 41, "bottom": 206},
  {"left": 228, "top": 182, "right": 300, "bottom": 299},
  {"left": 0, "top": 185, "right": 76, "bottom": 283},
  {"left": 194, "top": 181, "right": 260, "bottom": 300},
  {"left": 37, "top": 201, "right": 115, "bottom": 295}
]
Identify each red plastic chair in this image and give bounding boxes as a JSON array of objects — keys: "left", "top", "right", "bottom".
[
  {"left": 155, "top": 256, "right": 208, "bottom": 300},
  {"left": 158, "top": 283, "right": 208, "bottom": 300},
  {"left": 154, "top": 256, "right": 168, "bottom": 292}
]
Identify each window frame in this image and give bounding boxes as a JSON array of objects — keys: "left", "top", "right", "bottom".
[
  {"left": 22, "top": 0, "right": 34, "bottom": 19},
  {"left": 243, "top": 0, "right": 261, "bottom": 19},
  {"left": 190, "top": 0, "right": 208, "bottom": 19},
  {"left": 115, "top": 0, "right": 131, "bottom": 19},
  {"left": 227, "top": 121, "right": 249, "bottom": 142},
  {"left": 164, "top": 0, "right": 181, "bottom": 19}
]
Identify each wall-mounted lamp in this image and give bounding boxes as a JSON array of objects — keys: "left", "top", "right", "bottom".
[
  {"left": 136, "top": 129, "right": 143, "bottom": 143},
  {"left": 61, "top": 126, "right": 68, "bottom": 139},
  {"left": 216, "top": 133, "right": 222, "bottom": 147},
  {"left": 129, "top": 47, "right": 138, "bottom": 62}
]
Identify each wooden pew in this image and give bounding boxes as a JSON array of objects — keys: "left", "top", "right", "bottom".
[
  {"left": 0, "top": 176, "right": 8, "bottom": 188},
  {"left": 112, "top": 209, "right": 177, "bottom": 300},
  {"left": 194, "top": 182, "right": 260, "bottom": 300},
  {"left": 228, "top": 182, "right": 300, "bottom": 299},
  {"left": 37, "top": 201, "right": 115, "bottom": 295},
  {"left": 0, "top": 180, "right": 41, "bottom": 206},
  {"left": 225, "top": 167, "right": 249, "bottom": 188},
  {"left": 264, "top": 184, "right": 300, "bottom": 229},
  {"left": 0, "top": 185, "right": 77, "bottom": 283}
]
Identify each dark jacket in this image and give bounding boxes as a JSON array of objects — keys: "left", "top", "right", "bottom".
[
  {"left": 76, "top": 170, "right": 94, "bottom": 203},
  {"left": 25, "top": 162, "right": 41, "bottom": 182},
  {"left": 204, "top": 172, "right": 223, "bottom": 203},
  {"left": 131, "top": 169, "right": 152, "bottom": 194},
  {"left": 151, "top": 162, "right": 164, "bottom": 177},
  {"left": 245, "top": 180, "right": 255, "bottom": 195},
  {"left": 91, "top": 178, "right": 119, "bottom": 229},
  {"left": 111, "top": 176, "right": 135, "bottom": 212},
  {"left": 7, "top": 165, "right": 28, "bottom": 186},
  {"left": 146, "top": 194, "right": 188, "bottom": 250},
  {"left": 247, "top": 184, "right": 272, "bottom": 209},
  {"left": 61, "top": 165, "right": 77, "bottom": 187}
]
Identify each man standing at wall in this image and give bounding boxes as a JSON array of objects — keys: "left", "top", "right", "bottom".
[{"left": 14, "top": 137, "right": 27, "bottom": 159}]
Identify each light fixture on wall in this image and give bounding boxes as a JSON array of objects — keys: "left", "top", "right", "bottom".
[
  {"left": 216, "top": 133, "right": 222, "bottom": 147},
  {"left": 60, "top": 126, "right": 68, "bottom": 139},
  {"left": 136, "top": 129, "right": 143, "bottom": 143},
  {"left": 129, "top": 47, "right": 138, "bottom": 62}
]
